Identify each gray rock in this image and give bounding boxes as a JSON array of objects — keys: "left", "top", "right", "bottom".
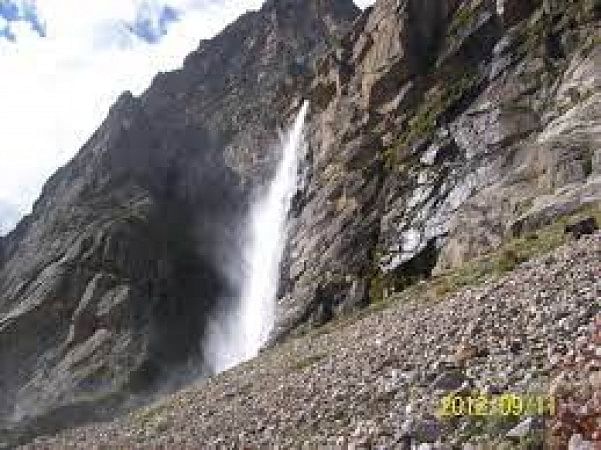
[
  {"left": 413, "top": 418, "right": 444, "bottom": 443},
  {"left": 430, "top": 370, "right": 467, "bottom": 392},
  {"left": 568, "top": 434, "right": 596, "bottom": 450},
  {"left": 593, "top": 149, "right": 601, "bottom": 175}
]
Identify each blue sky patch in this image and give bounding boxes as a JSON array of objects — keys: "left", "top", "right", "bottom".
[
  {"left": 0, "top": 0, "right": 46, "bottom": 41},
  {"left": 0, "top": 199, "right": 20, "bottom": 236},
  {"left": 127, "top": 3, "right": 180, "bottom": 44}
]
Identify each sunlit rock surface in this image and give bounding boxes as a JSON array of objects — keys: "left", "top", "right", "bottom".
[{"left": 276, "top": 0, "right": 601, "bottom": 332}]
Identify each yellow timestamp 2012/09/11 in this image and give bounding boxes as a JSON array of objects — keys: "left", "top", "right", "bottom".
[{"left": 438, "top": 392, "right": 556, "bottom": 417}]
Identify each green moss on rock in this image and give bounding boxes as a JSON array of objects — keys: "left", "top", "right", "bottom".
[{"left": 386, "top": 68, "right": 480, "bottom": 170}]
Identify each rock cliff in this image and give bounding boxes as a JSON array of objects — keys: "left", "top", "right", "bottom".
[
  {"left": 276, "top": 0, "right": 601, "bottom": 334},
  {"left": 0, "top": 0, "right": 358, "bottom": 444}
]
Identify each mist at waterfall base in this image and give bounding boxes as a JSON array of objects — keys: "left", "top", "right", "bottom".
[{"left": 203, "top": 101, "right": 310, "bottom": 374}]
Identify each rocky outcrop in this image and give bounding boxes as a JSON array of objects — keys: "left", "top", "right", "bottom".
[
  {"left": 0, "top": 0, "right": 358, "bottom": 444},
  {"left": 276, "top": 0, "right": 601, "bottom": 333}
]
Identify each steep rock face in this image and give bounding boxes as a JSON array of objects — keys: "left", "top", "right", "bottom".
[
  {"left": 0, "top": 0, "right": 358, "bottom": 442},
  {"left": 277, "top": 0, "right": 601, "bottom": 332}
]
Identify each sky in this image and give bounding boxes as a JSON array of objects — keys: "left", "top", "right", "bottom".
[{"left": 0, "top": 0, "right": 375, "bottom": 236}]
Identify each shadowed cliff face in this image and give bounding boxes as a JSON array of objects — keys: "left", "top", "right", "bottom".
[{"left": 0, "top": 0, "right": 358, "bottom": 443}]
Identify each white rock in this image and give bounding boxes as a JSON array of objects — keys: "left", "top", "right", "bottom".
[
  {"left": 506, "top": 417, "right": 533, "bottom": 438},
  {"left": 568, "top": 434, "right": 595, "bottom": 450}
]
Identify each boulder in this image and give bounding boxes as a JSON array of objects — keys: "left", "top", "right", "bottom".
[{"left": 565, "top": 217, "right": 599, "bottom": 240}]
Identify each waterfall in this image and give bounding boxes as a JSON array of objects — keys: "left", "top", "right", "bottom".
[{"left": 204, "top": 101, "right": 309, "bottom": 373}]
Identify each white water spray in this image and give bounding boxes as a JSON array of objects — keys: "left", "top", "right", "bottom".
[{"left": 204, "top": 101, "right": 309, "bottom": 373}]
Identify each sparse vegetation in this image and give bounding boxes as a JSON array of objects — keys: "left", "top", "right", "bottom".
[
  {"left": 448, "top": 0, "right": 483, "bottom": 38},
  {"left": 385, "top": 69, "right": 480, "bottom": 171},
  {"left": 405, "top": 205, "right": 601, "bottom": 303},
  {"left": 365, "top": 205, "right": 601, "bottom": 317},
  {"left": 131, "top": 402, "right": 173, "bottom": 434},
  {"left": 290, "top": 353, "right": 326, "bottom": 371}
]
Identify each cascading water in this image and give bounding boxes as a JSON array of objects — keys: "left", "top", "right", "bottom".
[{"left": 204, "top": 101, "right": 309, "bottom": 373}]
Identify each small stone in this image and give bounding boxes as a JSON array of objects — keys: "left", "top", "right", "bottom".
[
  {"left": 454, "top": 343, "right": 486, "bottom": 365},
  {"left": 564, "top": 217, "right": 599, "bottom": 240},
  {"left": 506, "top": 417, "right": 534, "bottom": 438},
  {"left": 462, "top": 444, "right": 480, "bottom": 450},
  {"left": 549, "top": 372, "right": 569, "bottom": 397},
  {"left": 413, "top": 418, "right": 443, "bottom": 443},
  {"left": 590, "top": 371, "right": 601, "bottom": 389},
  {"left": 568, "top": 434, "right": 595, "bottom": 450},
  {"left": 431, "top": 370, "right": 467, "bottom": 392},
  {"left": 336, "top": 435, "right": 347, "bottom": 445},
  {"left": 400, "top": 418, "right": 414, "bottom": 435}
]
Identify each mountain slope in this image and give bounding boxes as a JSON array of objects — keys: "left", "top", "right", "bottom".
[{"left": 26, "top": 229, "right": 601, "bottom": 448}]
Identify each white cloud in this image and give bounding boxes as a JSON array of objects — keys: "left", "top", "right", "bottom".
[{"left": 0, "top": 0, "right": 264, "bottom": 236}]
